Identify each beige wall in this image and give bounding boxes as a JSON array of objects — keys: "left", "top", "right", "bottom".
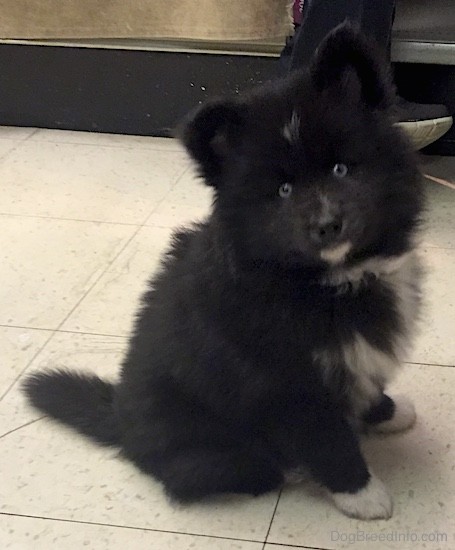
[{"left": 0, "top": 0, "right": 291, "bottom": 41}]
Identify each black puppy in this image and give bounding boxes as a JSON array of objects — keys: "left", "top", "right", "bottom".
[{"left": 23, "top": 25, "right": 424, "bottom": 520}]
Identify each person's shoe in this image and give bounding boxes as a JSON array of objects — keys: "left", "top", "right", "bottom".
[{"left": 395, "top": 97, "right": 453, "bottom": 150}]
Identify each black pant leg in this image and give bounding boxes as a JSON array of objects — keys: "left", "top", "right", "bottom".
[
  {"left": 289, "top": 0, "right": 363, "bottom": 71},
  {"left": 361, "top": 0, "right": 396, "bottom": 60}
]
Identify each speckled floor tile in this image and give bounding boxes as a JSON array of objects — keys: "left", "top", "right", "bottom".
[
  {"left": 0, "top": 131, "right": 453, "bottom": 550},
  {"left": 422, "top": 179, "right": 455, "bottom": 250},
  {"left": 264, "top": 546, "right": 327, "bottom": 550},
  {"left": 0, "top": 420, "right": 279, "bottom": 541},
  {"left": 266, "top": 363, "right": 455, "bottom": 550},
  {"left": 1, "top": 514, "right": 263, "bottom": 550},
  {"left": 0, "top": 332, "right": 127, "bottom": 437},
  {"left": 29, "top": 128, "right": 185, "bottom": 151},
  {"left": 159, "top": 168, "right": 213, "bottom": 209},
  {"left": 0, "top": 327, "right": 50, "bottom": 400},
  {"left": 422, "top": 156, "right": 455, "bottom": 185},
  {"left": 145, "top": 168, "right": 211, "bottom": 227},
  {"left": 409, "top": 247, "right": 455, "bottom": 366},
  {"left": 61, "top": 225, "right": 174, "bottom": 336},
  {"left": 0, "top": 126, "right": 36, "bottom": 141},
  {"left": 0, "top": 140, "right": 188, "bottom": 223},
  {"left": 0, "top": 216, "right": 136, "bottom": 329},
  {"left": 0, "top": 140, "right": 23, "bottom": 160},
  {"left": 146, "top": 200, "right": 209, "bottom": 228}
]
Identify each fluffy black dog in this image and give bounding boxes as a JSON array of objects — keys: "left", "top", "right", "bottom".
[{"left": 23, "top": 25, "right": 424, "bottom": 520}]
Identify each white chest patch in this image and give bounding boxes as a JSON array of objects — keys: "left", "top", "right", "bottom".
[
  {"left": 342, "top": 334, "right": 400, "bottom": 415},
  {"left": 315, "top": 251, "right": 423, "bottom": 416}
]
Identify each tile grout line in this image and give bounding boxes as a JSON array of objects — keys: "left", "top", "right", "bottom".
[
  {"left": 404, "top": 361, "right": 455, "bottom": 369},
  {"left": 141, "top": 162, "right": 193, "bottom": 226},
  {"left": 0, "top": 128, "right": 40, "bottom": 163},
  {"left": 10, "top": 127, "right": 186, "bottom": 152},
  {"left": 0, "top": 211, "right": 144, "bottom": 226},
  {"left": 25, "top": 137, "right": 185, "bottom": 152},
  {"left": 23, "top": 128, "right": 40, "bottom": 141},
  {"left": 0, "top": 329, "right": 56, "bottom": 402},
  {"left": 0, "top": 161, "right": 193, "bottom": 228},
  {"left": 262, "top": 489, "right": 283, "bottom": 550},
  {"left": 0, "top": 161, "right": 192, "bottom": 388},
  {"left": 51, "top": 227, "right": 145, "bottom": 333},
  {"left": 265, "top": 544, "right": 334, "bottom": 550},
  {"left": 0, "top": 511, "right": 264, "bottom": 545},
  {"left": 0, "top": 224, "right": 145, "bottom": 403},
  {"left": 1, "top": 322, "right": 453, "bottom": 370},
  {"left": 0, "top": 324, "right": 128, "bottom": 339},
  {"left": 0, "top": 416, "right": 46, "bottom": 441}
]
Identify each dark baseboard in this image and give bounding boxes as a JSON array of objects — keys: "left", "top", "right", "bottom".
[
  {"left": 0, "top": 43, "right": 453, "bottom": 154},
  {"left": 0, "top": 44, "right": 275, "bottom": 137}
]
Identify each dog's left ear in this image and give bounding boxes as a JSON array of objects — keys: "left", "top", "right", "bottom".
[
  {"left": 178, "top": 99, "right": 247, "bottom": 187},
  {"left": 310, "top": 22, "right": 395, "bottom": 111}
]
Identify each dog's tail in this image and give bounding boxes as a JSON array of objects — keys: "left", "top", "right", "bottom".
[{"left": 22, "top": 369, "right": 119, "bottom": 446}]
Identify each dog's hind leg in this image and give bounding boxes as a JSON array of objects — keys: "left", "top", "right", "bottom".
[{"left": 138, "top": 445, "right": 284, "bottom": 502}]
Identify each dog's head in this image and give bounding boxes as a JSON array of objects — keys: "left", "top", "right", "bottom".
[{"left": 179, "top": 25, "right": 424, "bottom": 277}]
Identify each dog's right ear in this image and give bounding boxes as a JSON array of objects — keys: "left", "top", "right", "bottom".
[
  {"left": 310, "top": 23, "right": 395, "bottom": 112},
  {"left": 178, "top": 100, "right": 247, "bottom": 187}
]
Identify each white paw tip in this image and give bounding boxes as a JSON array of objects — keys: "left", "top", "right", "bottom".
[
  {"left": 331, "top": 474, "right": 393, "bottom": 520},
  {"left": 373, "top": 394, "right": 416, "bottom": 434}
]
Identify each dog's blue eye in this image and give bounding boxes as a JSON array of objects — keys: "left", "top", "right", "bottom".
[
  {"left": 279, "top": 182, "right": 293, "bottom": 198},
  {"left": 333, "top": 163, "right": 348, "bottom": 178}
]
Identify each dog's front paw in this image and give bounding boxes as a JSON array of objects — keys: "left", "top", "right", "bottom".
[
  {"left": 331, "top": 474, "right": 393, "bottom": 520},
  {"left": 372, "top": 394, "right": 416, "bottom": 434}
]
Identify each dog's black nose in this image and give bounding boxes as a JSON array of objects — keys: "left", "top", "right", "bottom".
[{"left": 310, "top": 218, "right": 344, "bottom": 245}]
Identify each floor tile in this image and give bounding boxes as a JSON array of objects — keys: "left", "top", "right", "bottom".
[
  {"left": 145, "top": 168, "right": 212, "bottom": 227},
  {"left": 0, "top": 327, "right": 50, "bottom": 399},
  {"left": 409, "top": 247, "right": 455, "bottom": 366},
  {"left": 0, "top": 140, "right": 22, "bottom": 160},
  {"left": 0, "top": 216, "right": 136, "bottom": 329},
  {"left": 161, "top": 168, "right": 213, "bottom": 209},
  {"left": 1, "top": 514, "right": 263, "bottom": 549},
  {"left": 0, "top": 132, "right": 453, "bottom": 550},
  {"left": 30, "top": 128, "right": 185, "bottom": 151},
  {"left": 265, "top": 547, "right": 328, "bottom": 550},
  {"left": 267, "top": 363, "right": 455, "bottom": 550},
  {"left": 0, "top": 332, "right": 127, "bottom": 437},
  {"left": 0, "top": 141, "right": 188, "bottom": 223},
  {"left": 422, "top": 155, "right": 455, "bottom": 184},
  {"left": 61, "top": 226, "right": 174, "bottom": 336},
  {"left": 0, "top": 424, "right": 279, "bottom": 541},
  {"left": 0, "top": 126, "right": 36, "bottom": 140},
  {"left": 146, "top": 200, "right": 209, "bottom": 228},
  {"left": 422, "top": 179, "right": 455, "bottom": 249}
]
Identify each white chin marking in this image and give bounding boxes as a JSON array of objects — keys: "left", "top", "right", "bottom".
[
  {"left": 331, "top": 474, "right": 393, "bottom": 520},
  {"left": 320, "top": 242, "right": 352, "bottom": 264},
  {"left": 372, "top": 394, "right": 417, "bottom": 434}
]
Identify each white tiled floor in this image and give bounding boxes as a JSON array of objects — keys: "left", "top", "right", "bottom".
[{"left": 0, "top": 126, "right": 454, "bottom": 550}]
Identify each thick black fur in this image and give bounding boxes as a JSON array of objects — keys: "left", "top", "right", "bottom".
[{"left": 23, "top": 26, "right": 424, "bottom": 505}]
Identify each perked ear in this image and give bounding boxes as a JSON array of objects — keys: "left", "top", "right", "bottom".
[
  {"left": 178, "top": 100, "right": 247, "bottom": 187},
  {"left": 310, "top": 22, "right": 395, "bottom": 111}
]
